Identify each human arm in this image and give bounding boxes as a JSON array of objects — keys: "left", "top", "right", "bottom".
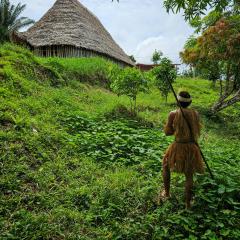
[{"left": 164, "top": 111, "right": 176, "bottom": 136}]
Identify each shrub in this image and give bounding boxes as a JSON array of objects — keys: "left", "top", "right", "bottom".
[{"left": 110, "top": 67, "right": 149, "bottom": 113}]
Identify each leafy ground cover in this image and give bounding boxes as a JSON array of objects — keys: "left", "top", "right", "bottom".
[{"left": 1, "top": 44, "right": 240, "bottom": 239}]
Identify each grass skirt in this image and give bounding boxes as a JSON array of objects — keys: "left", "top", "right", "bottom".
[{"left": 163, "top": 142, "right": 205, "bottom": 174}]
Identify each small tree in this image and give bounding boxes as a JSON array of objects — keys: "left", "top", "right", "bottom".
[
  {"left": 110, "top": 67, "right": 148, "bottom": 113},
  {"left": 151, "top": 50, "right": 163, "bottom": 64},
  {"left": 152, "top": 57, "right": 177, "bottom": 102}
]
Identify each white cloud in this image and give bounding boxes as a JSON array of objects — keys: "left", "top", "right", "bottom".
[
  {"left": 11, "top": 0, "right": 194, "bottom": 64},
  {"left": 134, "top": 34, "right": 188, "bottom": 64}
]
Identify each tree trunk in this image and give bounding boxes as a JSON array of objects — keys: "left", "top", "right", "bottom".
[
  {"left": 211, "top": 89, "right": 240, "bottom": 113},
  {"left": 130, "top": 99, "right": 133, "bottom": 113},
  {"left": 219, "top": 79, "right": 223, "bottom": 97},
  {"left": 165, "top": 95, "right": 168, "bottom": 103},
  {"left": 212, "top": 79, "right": 216, "bottom": 88},
  {"left": 225, "top": 62, "right": 231, "bottom": 93},
  {"left": 192, "top": 66, "right": 196, "bottom": 78},
  {"left": 133, "top": 97, "right": 137, "bottom": 114},
  {"left": 233, "top": 65, "right": 240, "bottom": 90}
]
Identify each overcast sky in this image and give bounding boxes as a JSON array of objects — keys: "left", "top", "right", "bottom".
[{"left": 12, "top": 0, "right": 194, "bottom": 64}]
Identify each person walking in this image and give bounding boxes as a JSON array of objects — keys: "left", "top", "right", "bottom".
[{"left": 160, "top": 90, "right": 205, "bottom": 208}]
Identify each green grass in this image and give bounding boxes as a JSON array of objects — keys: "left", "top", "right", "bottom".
[{"left": 1, "top": 43, "right": 240, "bottom": 239}]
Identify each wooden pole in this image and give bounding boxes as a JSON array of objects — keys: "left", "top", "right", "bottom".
[{"left": 166, "top": 78, "right": 214, "bottom": 179}]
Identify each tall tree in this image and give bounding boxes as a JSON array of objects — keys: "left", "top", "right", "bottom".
[
  {"left": 198, "top": 16, "right": 240, "bottom": 113},
  {"left": 182, "top": 16, "right": 240, "bottom": 113},
  {"left": 0, "top": 0, "right": 34, "bottom": 43},
  {"left": 180, "top": 35, "right": 220, "bottom": 82}
]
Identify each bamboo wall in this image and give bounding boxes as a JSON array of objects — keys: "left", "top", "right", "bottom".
[{"left": 33, "top": 45, "right": 127, "bottom": 67}]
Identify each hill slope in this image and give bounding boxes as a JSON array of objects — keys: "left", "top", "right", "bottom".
[{"left": 1, "top": 44, "right": 240, "bottom": 239}]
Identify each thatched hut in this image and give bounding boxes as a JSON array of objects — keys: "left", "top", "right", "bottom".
[{"left": 12, "top": 0, "right": 134, "bottom": 67}]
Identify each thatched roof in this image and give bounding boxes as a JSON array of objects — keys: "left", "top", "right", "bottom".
[{"left": 16, "top": 0, "right": 134, "bottom": 66}]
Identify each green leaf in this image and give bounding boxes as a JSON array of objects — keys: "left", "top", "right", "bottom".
[{"left": 218, "top": 184, "right": 226, "bottom": 194}]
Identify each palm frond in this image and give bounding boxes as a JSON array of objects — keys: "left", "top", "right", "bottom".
[
  {"left": 9, "top": 17, "right": 34, "bottom": 32},
  {"left": 9, "top": 3, "right": 26, "bottom": 24},
  {"left": 0, "top": 0, "right": 34, "bottom": 43}
]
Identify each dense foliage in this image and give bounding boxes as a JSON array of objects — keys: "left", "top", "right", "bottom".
[
  {"left": 180, "top": 35, "right": 220, "bottom": 81},
  {"left": 163, "top": 0, "right": 239, "bottom": 20},
  {"left": 181, "top": 15, "right": 240, "bottom": 113},
  {"left": 1, "top": 44, "right": 240, "bottom": 239},
  {"left": 0, "top": 0, "right": 34, "bottom": 43}
]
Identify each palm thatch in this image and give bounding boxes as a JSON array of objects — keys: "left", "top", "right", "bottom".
[{"left": 13, "top": 0, "right": 134, "bottom": 66}]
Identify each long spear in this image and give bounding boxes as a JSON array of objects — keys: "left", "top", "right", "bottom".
[{"left": 166, "top": 78, "right": 214, "bottom": 179}]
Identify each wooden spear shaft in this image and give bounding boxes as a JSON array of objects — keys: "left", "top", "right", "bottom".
[{"left": 167, "top": 79, "right": 214, "bottom": 179}]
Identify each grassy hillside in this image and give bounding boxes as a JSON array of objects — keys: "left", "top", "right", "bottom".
[{"left": 1, "top": 44, "right": 240, "bottom": 239}]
